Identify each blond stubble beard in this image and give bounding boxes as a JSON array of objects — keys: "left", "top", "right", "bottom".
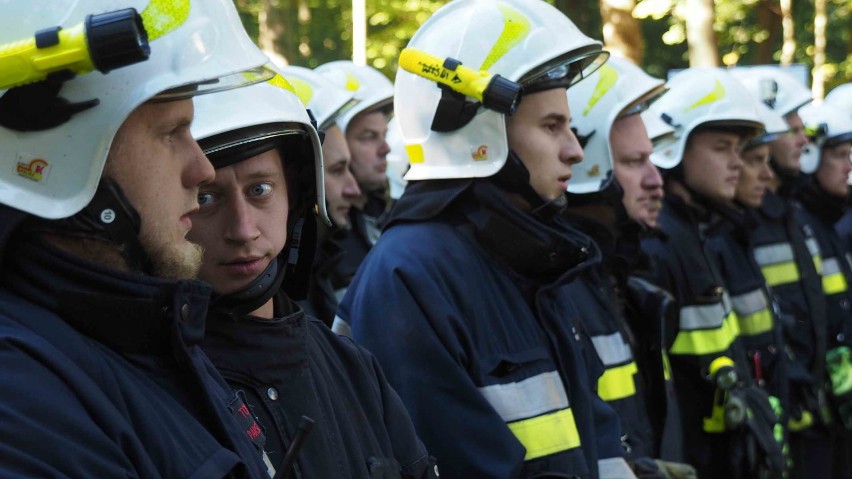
[{"left": 139, "top": 225, "right": 205, "bottom": 280}]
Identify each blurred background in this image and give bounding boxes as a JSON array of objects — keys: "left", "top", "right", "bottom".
[{"left": 233, "top": 0, "right": 850, "bottom": 99}]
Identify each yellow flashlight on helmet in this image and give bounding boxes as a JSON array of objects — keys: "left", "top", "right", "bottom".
[
  {"left": 0, "top": 8, "right": 150, "bottom": 91},
  {"left": 399, "top": 47, "right": 522, "bottom": 115}
]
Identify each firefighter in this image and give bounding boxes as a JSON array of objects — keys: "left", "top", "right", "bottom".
[
  {"left": 188, "top": 68, "right": 438, "bottom": 478},
  {"left": 563, "top": 55, "right": 696, "bottom": 479},
  {"left": 641, "top": 68, "right": 786, "bottom": 478},
  {"left": 0, "top": 0, "right": 275, "bottom": 476},
  {"left": 333, "top": 0, "right": 637, "bottom": 476},
  {"left": 794, "top": 103, "right": 852, "bottom": 478}
]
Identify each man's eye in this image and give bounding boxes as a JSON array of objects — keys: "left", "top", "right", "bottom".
[
  {"left": 250, "top": 183, "right": 273, "bottom": 197},
  {"left": 198, "top": 192, "right": 216, "bottom": 207}
]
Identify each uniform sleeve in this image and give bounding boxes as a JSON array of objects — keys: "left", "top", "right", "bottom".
[
  {"left": 337, "top": 258, "right": 532, "bottom": 479},
  {"left": 0, "top": 329, "right": 143, "bottom": 479}
]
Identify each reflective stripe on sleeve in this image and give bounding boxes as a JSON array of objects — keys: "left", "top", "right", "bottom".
[
  {"left": 731, "top": 289, "right": 773, "bottom": 336},
  {"left": 590, "top": 332, "right": 633, "bottom": 366},
  {"left": 507, "top": 408, "right": 581, "bottom": 460},
  {"left": 670, "top": 310, "right": 738, "bottom": 356},
  {"left": 754, "top": 243, "right": 800, "bottom": 286},
  {"left": 597, "top": 361, "right": 639, "bottom": 401},
  {"left": 822, "top": 257, "right": 848, "bottom": 294},
  {"left": 479, "top": 371, "right": 581, "bottom": 459},
  {"left": 479, "top": 371, "right": 569, "bottom": 422}
]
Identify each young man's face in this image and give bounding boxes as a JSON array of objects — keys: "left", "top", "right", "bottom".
[
  {"left": 611, "top": 114, "right": 664, "bottom": 228},
  {"left": 682, "top": 130, "right": 743, "bottom": 203},
  {"left": 104, "top": 99, "right": 214, "bottom": 280},
  {"left": 323, "top": 125, "right": 361, "bottom": 228},
  {"left": 188, "top": 149, "right": 289, "bottom": 294},
  {"left": 736, "top": 143, "right": 773, "bottom": 208},
  {"left": 346, "top": 110, "right": 390, "bottom": 194},
  {"left": 506, "top": 88, "right": 583, "bottom": 202},
  {"left": 815, "top": 142, "right": 852, "bottom": 199},
  {"left": 769, "top": 112, "right": 808, "bottom": 173}
]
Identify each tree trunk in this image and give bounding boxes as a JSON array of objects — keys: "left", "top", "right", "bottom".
[
  {"left": 259, "top": 0, "right": 294, "bottom": 65},
  {"left": 779, "top": 0, "right": 796, "bottom": 65},
  {"left": 754, "top": 0, "right": 780, "bottom": 65},
  {"left": 684, "top": 0, "right": 719, "bottom": 66},
  {"left": 600, "top": 0, "right": 644, "bottom": 65},
  {"left": 552, "top": 0, "right": 595, "bottom": 36},
  {"left": 812, "top": 0, "right": 826, "bottom": 100}
]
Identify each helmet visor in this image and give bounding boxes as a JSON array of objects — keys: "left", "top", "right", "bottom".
[
  {"left": 520, "top": 47, "right": 609, "bottom": 94},
  {"left": 151, "top": 66, "right": 275, "bottom": 102}
]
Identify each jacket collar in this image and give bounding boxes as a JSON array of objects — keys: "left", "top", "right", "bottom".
[
  {"left": 1, "top": 238, "right": 212, "bottom": 355},
  {"left": 797, "top": 176, "right": 847, "bottom": 224},
  {"left": 203, "top": 294, "right": 308, "bottom": 383}
]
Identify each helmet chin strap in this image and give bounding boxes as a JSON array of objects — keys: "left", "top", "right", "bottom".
[
  {"left": 490, "top": 150, "right": 568, "bottom": 222},
  {"left": 211, "top": 256, "right": 286, "bottom": 317},
  {"left": 21, "top": 178, "right": 154, "bottom": 274}
]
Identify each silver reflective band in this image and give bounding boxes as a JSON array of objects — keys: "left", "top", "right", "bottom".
[
  {"left": 590, "top": 332, "right": 634, "bottom": 366},
  {"left": 806, "top": 237, "right": 821, "bottom": 256},
  {"left": 823, "top": 257, "right": 843, "bottom": 276},
  {"left": 731, "top": 288, "right": 769, "bottom": 315},
  {"left": 679, "top": 294, "right": 731, "bottom": 331},
  {"left": 754, "top": 242, "right": 794, "bottom": 266},
  {"left": 598, "top": 457, "right": 638, "bottom": 479},
  {"left": 479, "top": 371, "right": 569, "bottom": 422},
  {"left": 331, "top": 315, "right": 352, "bottom": 337}
]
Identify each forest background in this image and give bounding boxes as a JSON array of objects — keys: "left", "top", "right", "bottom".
[{"left": 233, "top": 0, "right": 851, "bottom": 99}]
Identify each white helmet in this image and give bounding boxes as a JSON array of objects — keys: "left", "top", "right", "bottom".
[
  {"left": 798, "top": 103, "right": 852, "bottom": 174},
  {"left": 825, "top": 83, "right": 852, "bottom": 117},
  {"left": 191, "top": 68, "right": 329, "bottom": 226},
  {"left": 641, "top": 108, "right": 676, "bottom": 144},
  {"left": 394, "top": 0, "right": 607, "bottom": 182},
  {"left": 745, "top": 100, "right": 791, "bottom": 149},
  {"left": 0, "top": 0, "right": 270, "bottom": 219},
  {"left": 646, "top": 68, "right": 764, "bottom": 169},
  {"left": 315, "top": 60, "right": 393, "bottom": 134},
  {"left": 276, "top": 64, "right": 357, "bottom": 131},
  {"left": 567, "top": 56, "right": 666, "bottom": 193},
  {"left": 385, "top": 117, "right": 408, "bottom": 200},
  {"left": 730, "top": 66, "right": 812, "bottom": 117}
]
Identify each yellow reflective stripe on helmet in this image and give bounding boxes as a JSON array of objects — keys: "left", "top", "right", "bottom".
[
  {"left": 597, "top": 361, "right": 638, "bottom": 401},
  {"left": 760, "top": 262, "right": 800, "bottom": 286},
  {"left": 507, "top": 408, "right": 581, "bottom": 460},
  {"left": 284, "top": 76, "right": 313, "bottom": 105},
  {"left": 731, "top": 289, "right": 774, "bottom": 336},
  {"left": 479, "top": 371, "right": 569, "bottom": 422},
  {"left": 344, "top": 72, "right": 360, "bottom": 91},
  {"left": 670, "top": 311, "right": 738, "bottom": 356},
  {"left": 266, "top": 73, "right": 297, "bottom": 95},
  {"left": 685, "top": 79, "right": 726, "bottom": 112},
  {"left": 405, "top": 144, "right": 424, "bottom": 164},
  {"left": 479, "top": 4, "right": 531, "bottom": 72},
  {"left": 583, "top": 64, "right": 618, "bottom": 116},
  {"left": 141, "top": 0, "right": 191, "bottom": 42},
  {"left": 822, "top": 257, "right": 848, "bottom": 294}
]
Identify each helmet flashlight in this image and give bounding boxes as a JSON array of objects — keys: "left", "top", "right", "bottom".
[{"left": 0, "top": 8, "right": 150, "bottom": 91}]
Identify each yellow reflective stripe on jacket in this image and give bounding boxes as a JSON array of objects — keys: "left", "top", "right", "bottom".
[
  {"left": 479, "top": 371, "right": 580, "bottom": 459},
  {"left": 507, "top": 408, "right": 581, "bottom": 460},
  {"left": 822, "top": 257, "right": 848, "bottom": 295},
  {"left": 754, "top": 242, "right": 800, "bottom": 286},
  {"left": 597, "top": 361, "right": 639, "bottom": 401},
  {"left": 670, "top": 310, "right": 739, "bottom": 356},
  {"left": 807, "top": 237, "right": 823, "bottom": 274},
  {"left": 478, "top": 371, "right": 568, "bottom": 422},
  {"left": 731, "top": 289, "right": 774, "bottom": 336}
]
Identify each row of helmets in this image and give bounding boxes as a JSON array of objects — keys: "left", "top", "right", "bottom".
[{"left": 3, "top": 0, "right": 851, "bottom": 224}]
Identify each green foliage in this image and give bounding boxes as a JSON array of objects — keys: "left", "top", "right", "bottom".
[{"left": 233, "top": 0, "right": 850, "bottom": 87}]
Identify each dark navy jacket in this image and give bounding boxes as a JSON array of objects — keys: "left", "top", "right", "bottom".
[
  {"left": 0, "top": 238, "right": 270, "bottom": 478},
  {"left": 202, "top": 296, "right": 437, "bottom": 479},
  {"left": 336, "top": 180, "right": 627, "bottom": 479}
]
